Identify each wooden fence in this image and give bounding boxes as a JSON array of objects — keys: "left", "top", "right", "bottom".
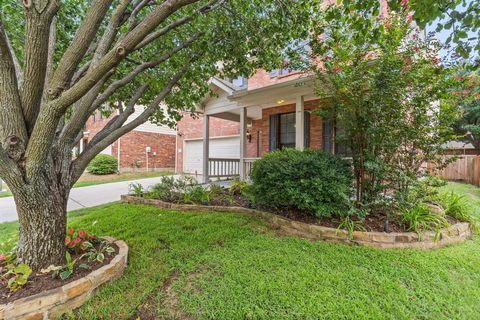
[{"left": 432, "top": 155, "right": 480, "bottom": 186}]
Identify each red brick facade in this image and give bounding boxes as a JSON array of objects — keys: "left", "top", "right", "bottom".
[{"left": 83, "top": 111, "right": 176, "bottom": 172}]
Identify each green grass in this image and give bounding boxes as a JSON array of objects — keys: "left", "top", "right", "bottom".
[
  {"left": 0, "top": 171, "right": 173, "bottom": 198},
  {"left": 1, "top": 192, "right": 480, "bottom": 319}
]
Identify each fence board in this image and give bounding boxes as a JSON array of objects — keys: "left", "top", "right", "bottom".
[{"left": 433, "top": 155, "right": 480, "bottom": 186}]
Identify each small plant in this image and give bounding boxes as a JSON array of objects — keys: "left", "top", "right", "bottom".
[
  {"left": 182, "top": 185, "right": 212, "bottom": 205},
  {"left": 87, "top": 154, "right": 118, "bottom": 175},
  {"left": 337, "top": 213, "right": 366, "bottom": 240},
  {"left": 50, "top": 252, "right": 87, "bottom": 280},
  {"left": 65, "top": 227, "right": 97, "bottom": 253},
  {"left": 401, "top": 204, "right": 450, "bottom": 240},
  {"left": 1, "top": 263, "right": 32, "bottom": 292},
  {"left": 129, "top": 183, "right": 144, "bottom": 197},
  {"left": 441, "top": 191, "right": 480, "bottom": 233},
  {"left": 81, "top": 240, "right": 115, "bottom": 264},
  {"left": 148, "top": 175, "right": 198, "bottom": 202},
  {"left": 229, "top": 178, "right": 249, "bottom": 196}
]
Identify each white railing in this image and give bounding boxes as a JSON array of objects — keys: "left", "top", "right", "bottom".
[
  {"left": 208, "top": 158, "right": 240, "bottom": 178},
  {"left": 243, "top": 158, "right": 259, "bottom": 179}
]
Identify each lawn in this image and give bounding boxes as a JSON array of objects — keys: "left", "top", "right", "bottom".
[
  {"left": 0, "top": 170, "right": 173, "bottom": 198},
  {"left": 0, "top": 183, "right": 479, "bottom": 319}
]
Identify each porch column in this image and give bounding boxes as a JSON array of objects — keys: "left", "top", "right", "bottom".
[
  {"left": 239, "top": 107, "right": 247, "bottom": 180},
  {"left": 202, "top": 114, "right": 210, "bottom": 183},
  {"left": 295, "top": 95, "right": 305, "bottom": 150},
  {"left": 79, "top": 138, "right": 84, "bottom": 153}
]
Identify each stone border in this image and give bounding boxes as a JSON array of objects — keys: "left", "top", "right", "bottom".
[
  {"left": 0, "top": 237, "right": 128, "bottom": 320},
  {"left": 122, "top": 195, "right": 472, "bottom": 249}
]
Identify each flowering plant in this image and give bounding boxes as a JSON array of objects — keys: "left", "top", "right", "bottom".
[{"left": 65, "top": 227, "right": 97, "bottom": 253}]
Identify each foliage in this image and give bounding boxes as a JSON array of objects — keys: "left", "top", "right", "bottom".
[
  {"left": 87, "top": 154, "right": 118, "bottom": 175},
  {"left": 250, "top": 149, "right": 353, "bottom": 218},
  {"left": 148, "top": 175, "right": 196, "bottom": 203},
  {"left": 1, "top": 203, "right": 480, "bottom": 318},
  {"left": 65, "top": 227, "right": 97, "bottom": 253},
  {"left": 441, "top": 191, "right": 480, "bottom": 233},
  {"left": 325, "top": 0, "right": 479, "bottom": 61},
  {"left": 311, "top": 10, "right": 460, "bottom": 212},
  {"left": 452, "top": 69, "right": 480, "bottom": 149},
  {"left": 0, "top": 263, "right": 32, "bottom": 292},
  {"left": 129, "top": 183, "right": 144, "bottom": 197},
  {"left": 401, "top": 204, "right": 449, "bottom": 239},
  {"left": 229, "top": 178, "right": 249, "bottom": 197},
  {"left": 395, "top": 176, "right": 447, "bottom": 211},
  {"left": 80, "top": 241, "right": 115, "bottom": 264},
  {"left": 336, "top": 213, "right": 367, "bottom": 240},
  {"left": 182, "top": 185, "right": 212, "bottom": 205}
]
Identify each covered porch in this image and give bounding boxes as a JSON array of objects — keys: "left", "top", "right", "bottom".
[{"left": 201, "top": 76, "right": 319, "bottom": 183}]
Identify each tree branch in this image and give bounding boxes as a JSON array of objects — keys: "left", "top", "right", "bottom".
[
  {"left": 25, "top": 0, "right": 199, "bottom": 182},
  {"left": 61, "top": 32, "right": 199, "bottom": 150},
  {"left": 0, "top": 18, "right": 28, "bottom": 145},
  {"left": 88, "top": 84, "right": 149, "bottom": 147},
  {"left": 48, "top": 0, "right": 114, "bottom": 99},
  {"left": 72, "top": 60, "right": 193, "bottom": 180},
  {"left": 3, "top": 26, "right": 22, "bottom": 86},
  {"left": 20, "top": 0, "right": 60, "bottom": 134}
]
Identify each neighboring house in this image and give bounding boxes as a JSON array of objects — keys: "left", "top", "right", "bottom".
[
  {"left": 82, "top": 106, "right": 176, "bottom": 172},
  {"left": 176, "top": 70, "right": 344, "bottom": 182},
  {"left": 444, "top": 141, "right": 480, "bottom": 156}
]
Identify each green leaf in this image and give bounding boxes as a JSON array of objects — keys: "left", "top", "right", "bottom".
[{"left": 60, "top": 270, "right": 72, "bottom": 280}]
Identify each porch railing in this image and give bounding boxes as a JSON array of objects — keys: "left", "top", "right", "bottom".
[
  {"left": 208, "top": 158, "right": 240, "bottom": 178},
  {"left": 243, "top": 158, "right": 259, "bottom": 179},
  {"left": 207, "top": 158, "right": 260, "bottom": 180}
]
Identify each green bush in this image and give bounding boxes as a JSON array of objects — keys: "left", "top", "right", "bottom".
[
  {"left": 249, "top": 149, "right": 353, "bottom": 218},
  {"left": 401, "top": 204, "right": 449, "bottom": 239},
  {"left": 87, "top": 154, "right": 118, "bottom": 175}
]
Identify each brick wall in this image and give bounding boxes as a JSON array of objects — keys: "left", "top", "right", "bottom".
[
  {"left": 83, "top": 111, "right": 176, "bottom": 172},
  {"left": 248, "top": 99, "right": 324, "bottom": 156},
  {"left": 111, "top": 131, "right": 176, "bottom": 172},
  {"left": 175, "top": 112, "right": 240, "bottom": 172},
  {"left": 247, "top": 69, "right": 305, "bottom": 90}
]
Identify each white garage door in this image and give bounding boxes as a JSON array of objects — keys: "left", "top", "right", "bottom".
[{"left": 184, "top": 136, "right": 240, "bottom": 174}]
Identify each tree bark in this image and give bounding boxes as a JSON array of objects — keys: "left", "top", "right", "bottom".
[{"left": 13, "top": 181, "right": 69, "bottom": 271}]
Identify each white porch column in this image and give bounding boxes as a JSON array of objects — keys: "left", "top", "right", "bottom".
[
  {"left": 295, "top": 95, "right": 305, "bottom": 150},
  {"left": 79, "top": 138, "right": 84, "bottom": 153},
  {"left": 239, "top": 107, "right": 247, "bottom": 180},
  {"left": 202, "top": 114, "right": 210, "bottom": 183}
]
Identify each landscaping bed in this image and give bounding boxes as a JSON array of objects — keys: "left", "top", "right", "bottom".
[
  {"left": 0, "top": 242, "right": 119, "bottom": 304},
  {"left": 0, "top": 230, "right": 128, "bottom": 319},
  {"left": 1, "top": 202, "right": 478, "bottom": 319}
]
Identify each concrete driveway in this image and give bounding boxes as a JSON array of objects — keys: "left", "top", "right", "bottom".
[{"left": 0, "top": 176, "right": 173, "bottom": 223}]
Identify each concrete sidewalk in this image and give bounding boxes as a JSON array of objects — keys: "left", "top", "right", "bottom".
[{"left": 0, "top": 176, "right": 172, "bottom": 223}]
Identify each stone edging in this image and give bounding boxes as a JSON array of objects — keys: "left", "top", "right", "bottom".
[
  {"left": 121, "top": 195, "right": 472, "bottom": 249},
  {"left": 0, "top": 237, "right": 128, "bottom": 320}
]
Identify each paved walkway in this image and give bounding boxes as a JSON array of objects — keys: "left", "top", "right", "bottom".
[{"left": 0, "top": 176, "right": 174, "bottom": 223}]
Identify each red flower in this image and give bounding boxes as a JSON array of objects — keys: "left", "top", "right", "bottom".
[
  {"left": 0, "top": 255, "right": 6, "bottom": 262},
  {"left": 332, "top": 66, "right": 343, "bottom": 73},
  {"left": 89, "top": 234, "right": 96, "bottom": 241},
  {"left": 401, "top": 0, "right": 409, "bottom": 6},
  {"left": 68, "top": 240, "right": 76, "bottom": 248},
  {"left": 67, "top": 227, "right": 75, "bottom": 236},
  {"left": 75, "top": 237, "right": 81, "bottom": 244},
  {"left": 65, "top": 236, "right": 71, "bottom": 245},
  {"left": 78, "top": 230, "right": 87, "bottom": 239}
]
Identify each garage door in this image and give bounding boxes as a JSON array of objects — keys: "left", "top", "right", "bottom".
[{"left": 184, "top": 136, "right": 240, "bottom": 174}]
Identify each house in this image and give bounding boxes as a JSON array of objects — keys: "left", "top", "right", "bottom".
[
  {"left": 82, "top": 106, "right": 176, "bottom": 172},
  {"left": 176, "top": 69, "right": 344, "bottom": 182}
]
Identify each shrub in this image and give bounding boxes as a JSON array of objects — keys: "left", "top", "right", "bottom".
[
  {"left": 250, "top": 149, "right": 353, "bottom": 218},
  {"left": 441, "top": 192, "right": 480, "bottom": 233},
  {"left": 148, "top": 175, "right": 197, "bottom": 203},
  {"left": 182, "top": 185, "right": 212, "bottom": 205},
  {"left": 87, "top": 154, "right": 118, "bottom": 175},
  {"left": 401, "top": 204, "right": 449, "bottom": 239}
]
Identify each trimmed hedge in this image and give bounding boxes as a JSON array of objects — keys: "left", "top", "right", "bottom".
[
  {"left": 250, "top": 149, "right": 352, "bottom": 218},
  {"left": 87, "top": 154, "right": 118, "bottom": 175}
]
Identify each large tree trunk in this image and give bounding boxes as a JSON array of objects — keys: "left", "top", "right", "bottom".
[{"left": 13, "top": 182, "right": 69, "bottom": 271}]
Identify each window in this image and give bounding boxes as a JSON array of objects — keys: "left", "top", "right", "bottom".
[
  {"left": 322, "top": 119, "right": 351, "bottom": 157},
  {"left": 269, "top": 112, "right": 310, "bottom": 151},
  {"left": 232, "top": 76, "right": 246, "bottom": 88}
]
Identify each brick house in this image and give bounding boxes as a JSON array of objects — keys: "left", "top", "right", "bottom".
[
  {"left": 175, "top": 70, "right": 344, "bottom": 182},
  {"left": 82, "top": 106, "right": 176, "bottom": 172}
]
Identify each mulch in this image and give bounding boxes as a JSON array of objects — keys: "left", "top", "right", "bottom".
[{"left": 0, "top": 243, "right": 118, "bottom": 304}]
